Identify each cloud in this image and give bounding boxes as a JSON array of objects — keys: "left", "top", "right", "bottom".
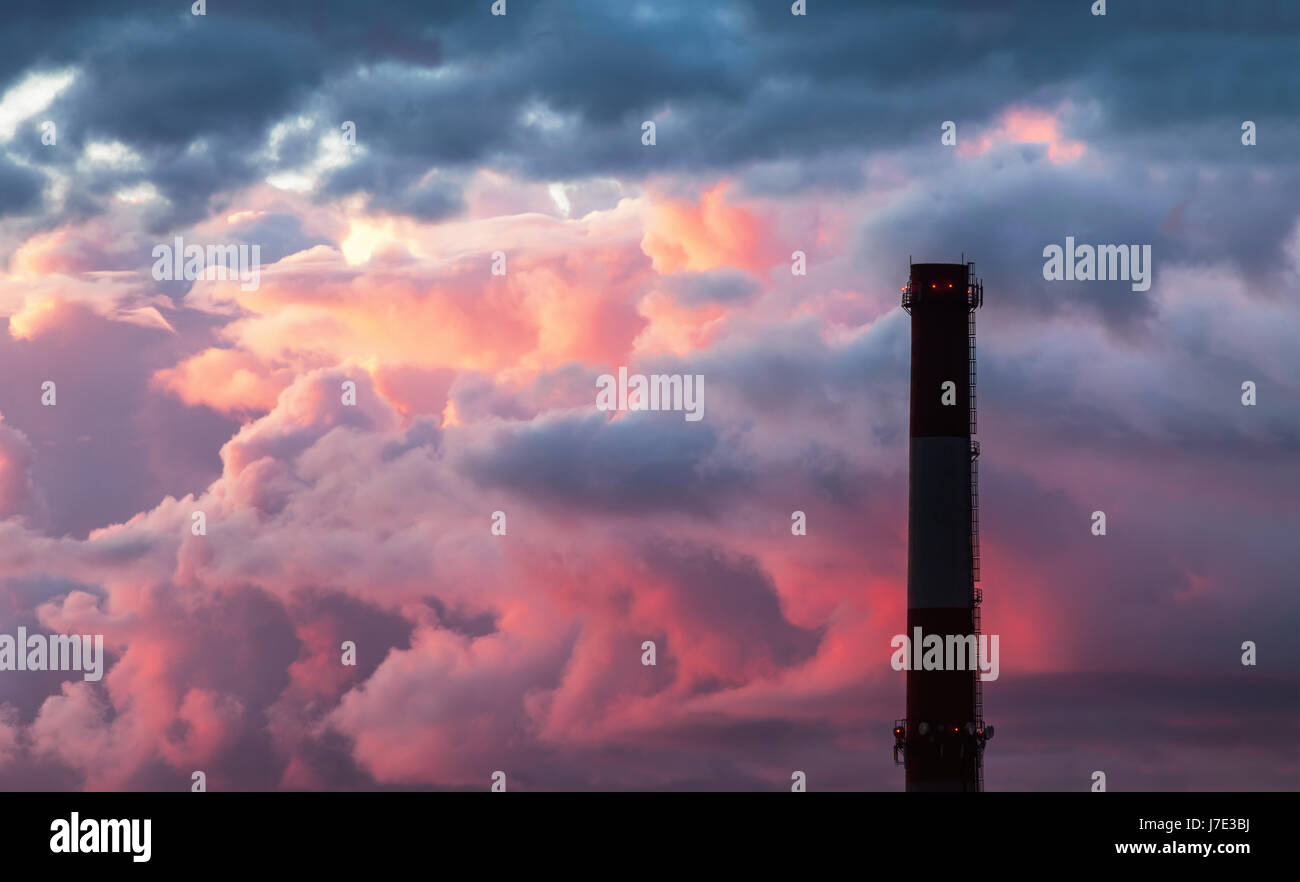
[
  {"left": 0, "top": 412, "right": 40, "bottom": 519},
  {"left": 641, "top": 183, "right": 772, "bottom": 274},
  {"left": 959, "top": 104, "right": 1087, "bottom": 164},
  {"left": 152, "top": 347, "right": 293, "bottom": 416}
]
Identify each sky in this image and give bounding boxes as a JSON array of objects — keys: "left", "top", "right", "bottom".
[{"left": 0, "top": 0, "right": 1296, "bottom": 791}]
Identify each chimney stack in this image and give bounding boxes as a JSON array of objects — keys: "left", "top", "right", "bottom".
[{"left": 893, "top": 261, "right": 992, "bottom": 791}]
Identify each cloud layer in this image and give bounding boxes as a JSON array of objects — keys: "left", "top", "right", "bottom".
[{"left": 0, "top": 0, "right": 1295, "bottom": 791}]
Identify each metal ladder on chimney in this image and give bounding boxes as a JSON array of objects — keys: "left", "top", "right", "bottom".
[
  {"left": 969, "top": 309, "right": 980, "bottom": 593},
  {"left": 968, "top": 305, "right": 985, "bottom": 791}
]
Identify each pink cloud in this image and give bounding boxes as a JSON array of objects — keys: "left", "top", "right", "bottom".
[
  {"left": 0, "top": 413, "right": 40, "bottom": 520},
  {"left": 152, "top": 348, "right": 294, "bottom": 416},
  {"left": 641, "top": 182, "right": 773, "bottom": 274},
  {"left": 959, "top": 104, "right": 1086, "bottom": 164},
  {"left": 0, "top": 168, "right": 1290, "bottom": 793}
]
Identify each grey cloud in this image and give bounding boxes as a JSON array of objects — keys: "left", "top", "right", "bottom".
[
  {"left": 461, "top": 411, "right": 752, "bottom": 516},
  {"left": 0, "top": 158, "right": 44, "bottom": 218},
  {"left": 0, "top": 0, "right": 1291, "bottom": 236}
]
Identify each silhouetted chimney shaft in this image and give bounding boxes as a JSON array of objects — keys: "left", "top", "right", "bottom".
[{"left": 896, "top": 261, "right": 990, "bottom": 792}]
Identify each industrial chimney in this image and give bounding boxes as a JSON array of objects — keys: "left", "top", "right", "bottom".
[{"left": 893, "top": 260, "right": 993, "bottom": 791}]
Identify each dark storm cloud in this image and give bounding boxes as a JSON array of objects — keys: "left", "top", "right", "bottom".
[
  {"left": 462, "top": 410, "right": 752, "bottom": 515},
  {"left": 0, "top": 157, "right": 43, "bottom": 217},
  {"left": 0, "top": 0, "right": 1291, "bottom": 239},
  {"left": 658, "top": 270, "right": 762, "bottom": 306}
]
